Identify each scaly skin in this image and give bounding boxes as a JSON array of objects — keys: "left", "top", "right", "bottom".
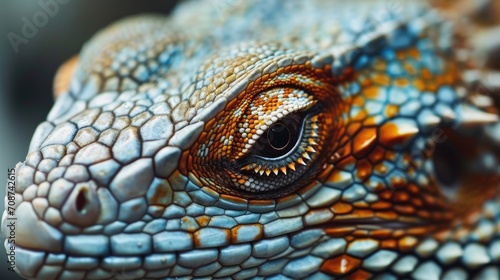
[{"left": 3, "top": 0, "right": 500, "bottom": 279}]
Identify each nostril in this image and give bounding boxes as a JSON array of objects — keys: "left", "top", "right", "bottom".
[
  {"left": 62, "top": 181, "right": 100, "bottom": 227},
  {"left": 75, "top": 188, "right": 89, "bottom": 214}
]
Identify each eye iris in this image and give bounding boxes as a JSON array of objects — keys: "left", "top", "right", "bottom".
[{"left": 268, "top": 123, "right": 290, "bottom": 150}]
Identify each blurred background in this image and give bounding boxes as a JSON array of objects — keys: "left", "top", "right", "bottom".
[{"left": 0, "top": 1, "right": 178, "bottom": 278}]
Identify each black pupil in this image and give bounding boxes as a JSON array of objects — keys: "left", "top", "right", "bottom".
[
  {"left": 433, "top": 141, "right": 461, "bottom": 188},
  {"left": 268, "top": 123, "right": 290, "bottom": 150},
  {"left": 252, "top": 113, "right": 303, "bottom": 159}
]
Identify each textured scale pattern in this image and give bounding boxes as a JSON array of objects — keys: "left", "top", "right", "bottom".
[{"left": 3, "top": 0, "right": 500, "bottom": 279}]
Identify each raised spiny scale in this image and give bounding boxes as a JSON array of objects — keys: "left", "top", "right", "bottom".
[
  {"left": 306, "top": 146, "right": 316, "bottom": 153},
  {"left": 379, "top": 119, "right": 420, "bottom": 147},
  {"left": 456, "top": 104, "right": 499, "bottom": 127},
  {"left": 240, "top": 147, "right": 317, "bottom": 176},
  {"left": 419, "top": 112, "right": 441, "bottom": 129},
  {"left": 379, "top": 104, "right": 498, "bottom": 148}
]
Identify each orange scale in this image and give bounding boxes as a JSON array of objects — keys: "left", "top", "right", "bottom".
[
  {"left": 347, "top": 122, "right": 362, "bottom": 136},
  {"left": 352, "top": 201, "right": 370, "bottom": 208},
  {"left": 314, "top": 68, "right": 326, "bottom": 75},
  {"left": 375, "top": 210, "right": 398, "bottom": 220},
  {"left": 403, "top": 63, "right": 416, "bottom": 75},
  {"left": 179, "top": 151, "right": 191, "bottom": 174},
  {"left": 351, "top": 209, "right": 375, "bottom": 219},
  {"left": 398, "top": 236, "right": 418, "bottom": 251},
  {"left": 417, "top": 210, "right": 431, "bottom": 219},
  {"left": 442, "top": 211, "right": 454, "bottom": 220},
  {"left": 372, "top": 73, "right": 391, "bottom": 86},
  {"left": 390, "top": 177, "right": 407, "bottom": 190},
  {"left": 413, "top": 79, "right": 425, "bottom": 91},
  {"left": 394, "top": 205, "right": 416, "bottom": 215},
  {"left": 321, "top": 255, "right": 361, "bottom": 276},
  {"left": 325, "top": 227, "right": 356, "bottom": 237},
  {"left": 421, "top": 68, "right": 432, "bottom": 80},
  {"left": 407, "top": 226, "right": 433, "bottom": 236},
  {"left": 392, "top": 229, "right": 405, "bottom": 238},
  {"left": 195, "top": 215, "right": 210, "bottom": 227},
  {"left": 374, "top": 163, "right": 387, "bottom": 174},
  {"left": 385, "top": 151, "right": 397, "bottom": 161},
  {"left": 246, "top": 81, "right": 255, "bottom": 91},
  {"left": 407, "top": 184, "right": 419, "bottom": 194},
  {"left": 381, "top": 239, "right": 397, "bottom": 249},
  {"left": 379, "top": 122, "right": 418, "bottom": 148},
  {"left": 352, "top": 110, "right": 368, "bottom": 121},
  {"left": 363, "top": 86, "right": 379, "bottom": 98},
  {"left": 396, "top": 50, "right": 406, "bottom": 60},
  {"left": 422, "top": 194, "right": 437, "bottom": 205},
  {"left": 427, "top": 82, "right": 438, "bottom": 92},
  {"left": 363, "top": 116, "right": 378, "bottom": 126},
  {"left": 352, "top": 127, "right": 377, "bottom": 158},
  {"left": 185, "top": 156, "right": 194, "bottom": 171},
  {"left": 353, "top": 230, "right": 370, "bottom": 237},
  {"left": 355, "top": 159, "right": 373, "bottom": 181},
  {"left": 402, "top": 153, "right": 411, "bottom": 164},
  {"left": 345, "top": 235, "right": 355, "bottom": 242},
  {"left": 237, "top": 178, "right": 246, "bottom": 185},
  {"left": 331, "top": 201, "right": 354, "bottom": 214},
  {"left": 393, "top": 191, "right": 409, "bottom": 202},
  {"left": 368, "top": 146, "right": 385, "bottom": 163},
  {"left": 408, "top": 48, "right": 420, "bottom": 60},
  {"left": 379, "top": 190, "right": 393, "bottom": 200},
  {"left": 325, "top": 168, "right": 346, "bottom": 184},
  {"left": 433, "top": 229, "right": 452, "bottom": 242},
  {"left": 385, "top": 104, "right": 399, "bottom": 118},
  {"left": 353, "top": 96, "right": 365, "bottom": 106},
  {"left": 370, "top": 201, "right": 392, "bottom": 210},
  {"left": 452, "top": 227, "right": 469, "bottom": 241},
  {"left": 444, "top": 74, "right": 456, "bottom": 85}
]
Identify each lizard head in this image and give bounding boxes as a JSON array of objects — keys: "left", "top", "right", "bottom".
[{"left": 3, "top": 1, "right": 500, "bottom": 279}]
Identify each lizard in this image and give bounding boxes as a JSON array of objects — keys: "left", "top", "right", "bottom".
[{"left": 3, "top": 0, "right": 500, "bottom": 279}]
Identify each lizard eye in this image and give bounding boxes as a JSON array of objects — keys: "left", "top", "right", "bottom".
[{"left": 186, "top": 55, "right": 344, "bottom": 199}]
